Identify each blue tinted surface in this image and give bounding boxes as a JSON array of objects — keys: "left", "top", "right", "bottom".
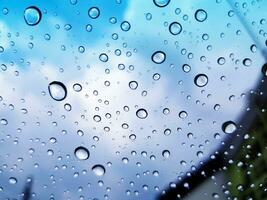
[{"left": 0, "top": 0, "right": 266, "bottom": 199}]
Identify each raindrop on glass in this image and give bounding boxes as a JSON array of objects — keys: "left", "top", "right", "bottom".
[
  {"left": 222, "top": 121, "right": 237, "bottom": 134},
  {"left": 24, "top": 6, "right": 42, "bottom": 26},
  {"left": 88, "top": 7, "right": 100, "bottom": 19},
  {"left": 9, "top": 177, "right": 17, "bottom": 184},
  {"left": 48, "top": 81, "right": 67, "bottom": 101},
  {"left": 74, "top": 146, "right": 90, "bottom": 160},
  {"left": 194, "top": 74, "right": 208, "bottom": 87},
  {"left": 129, "top": 81, "right": 138, "bottom": 90},
  {"left": 73, "top": 83, "right": 82, "bottom": 92},
  {"left": 162, "top": 150, "right": 170, "bottom": 158},
  {"left": 92, "top": 165, "right": 105, "bottom": 176},
  {"left": 195, "top": 9, "right": 207, "bottom": 22},
  {"left": 136, "top": 108, "right": 148, "bottom": 119},
  {"left": 169, "top": 22, "right": 182, "bottom": 35},
  {"left": 120, "top": 21, "right": 131, "bottom": 31},
  {"left": 153, "top": 0, "right": 170, "bottom": 7},
  {"left": 152, "top": 51, "right": 166, "bottom": 64},
  {"left": 262, "top": 63, "right": 267, "bottom": 76}
]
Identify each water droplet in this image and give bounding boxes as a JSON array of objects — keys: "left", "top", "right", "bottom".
[
  {"left": 195, "top": 9, "right": 207, "bottom": 22},
  {"left": 86, "top": 24, "right": 93, "bottom": 32},
  {"left": 262, "top": 63, "right": 267, "bottom": 76},
  {"left": 222, "top": 121, "right": 237, "bottom": 134},
  {"left": 93, "top": 115, "right": 101, "bottom": 122},
  {"left": 162, "top": 150, "right": 170, "bottom": 158},
  {"left": 129, "top": 81, "right": 138, "bottom": 90},
  {"left": 163, "top": 108, "right": 170, "bottom": 115},
  {"left": 73, "top": 83, "right": 82, "bottom": 92},
  {"left": 194, "top": 74, "right": 208, "bottom": 87},
  {"left": 182, "top": 64, "right": 191, "bottom": 73},
  {"left": 212, "top": 193, "right": 220, "bottom": 199},
  {"left": 122, "top": 157, "right": 129, "bottom": 164},
  {"left": 0, "top": 118, "right": 8, "bottom": 125},
  {"left": 129, "top": 134, "right": 136, "bottom": 140},
  {"left": 120, "top": 21, "right": 131, "bottom": 31},
  {"left": 99, "top": 53, "right": 109, "bottom": 62},
  {"left": 217, "top": 57, "right": 226, "bottom": 65},
  {"left": 24, "top": 6, "right": 42, "bottom": 26},
  {"left": 164, "top": 128, "right": 171, "bottom": 136},
  {"left": 146, "top": 13, "right": 152, "bottom": 20},
  {"left": 179, "top": 111, "right": 188, "bottom": 119},
  {"left": 48, "top": 81, "right": 67, "bottom": 101},
  {"left": 243, "top": 58, "right": 252, "bottom": 67},
  {"left": 152, "top": 51, "right": 166, "bottom": 64},
  {"left": 169, "top": 22, "right": 182, "bottom": 35},
  {"left": 9, "top": 177, "right": 17, "bottom": 184},
  {"left": 78, "top": 46, "right": 85, "bottom": 53},
  {"left": 88, "top": 7, "right": 100, "bottom": 19},
  {"left": 136, "top": 108, "right": 148, "bottom": 119},
  {"left": 153, "top": 0, "right": 170, "bottom": 7},
  {"left": 92, "top": 165, "right": 105, "bottom": 176},
  {"left": 153, "top": 73, "right": 161, "bottom": 81},
  {"left": 74, "top": 146, "right": 90, "bottom": 160},
  {"left": 64, "top": 103, "right": 72, "bottom": 111}
]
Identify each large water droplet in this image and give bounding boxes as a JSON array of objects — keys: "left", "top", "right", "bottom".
[
  {"left": 9, "top": 177, "right": 17, "bottom": 184},
  {"left": 48, "top": 81, "right": 67, "bottom": 101},
  {"left": 0, "top": 118, "right": 8, "bottom": 125},
  {"left": 92, "top": 165, "right": 105, "bottom": 176},
  {"left": 129, "top": 81, "right": 138, "bottom": 90},
  {"left": 262, "top": 63, "right": 267, "bottom": 76},
  {"left": 24, "top": 6, "right": 42, "bottom": 26},
  {"left": 88, "top": 7, "right": 100, "bottom": 19},
  {"left": 195, "top": 9, "right": 207, "bottom": 22},
  {"left": 194, "top": 74, "right": 208, "bottom": 87},
  {"left": 153, "top": 0, "right": 170, "bottom": 7},
  {"left": 120, "top": 21, "right": 131, "bottom": 31},
  {"left": 243, "top": 58, "right": 252, "bottom": 67},
  {"left": 162, "top": 150, "right": 170, "bottom": 158},
  {"left": 222, "top": 121, "right": 237, "bottom": 134},
  {"left": 169, "top": 22, "right": 182, "bottom": 35},
  {"left": 136, "top": 108, "right": 148, "bottom": 119},
  {"left": 74, "top": 146, "right": 90, "bottom": 160},
  {"left": 152, "top": 51, "right": 166, "bottom": 64}
]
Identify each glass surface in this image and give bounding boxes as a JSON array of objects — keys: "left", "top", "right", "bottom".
[{"left": 0, "top": 0, "right": 266, "bottom": 199}]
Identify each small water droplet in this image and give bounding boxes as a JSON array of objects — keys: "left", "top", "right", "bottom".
[
  {"left": 136, "top": 108, "right": 148, "bottom": 119},
  {"left": 64, "top": 103, "right": 72, "bottom": 111},
  {"left": 88, "top": 7, "right": 100, "bottom": 19},
  {"left": 0, "top": 118, "right": 8, "bottom": 125},
  {"left": 99, "top": 53, "right": 109, "bottom": 62},
  {"left": 73, "top": 83, "right": 82, "bottom": 92},
  {"left": 179, "top": 111, "right": 188, "bottom": 119},
  {"left": 169, "top": 22, "right": 182, "bottom": 35},
  {"left": 222, "top": 121, "right": 237, "bottom": 134},
  {"left": 129, "top": 81, "right": 138, "bottom": 90},
  {"left": 92, "top": 165, "right": 105, "bottom": 176},
  {"left": 48, "top": 81, "right": 67, "bottom": 101},
  {"left": 120, "top": 21, "right": 131, "bottom": 31},
  {"left": 153, "top": 0, "right": 170, "bottom": 7},
  {"left": 152, "top": 51, "right": 166, "bottom": 64},
  {"left": 262, "top": 63, "right": 267, "bottom": 76},
  {"left": 195, "top": 9, "right": 207, "bottom": 22},
  {"left": 9, "top": 177, "right": 17, "bottom": 184},
  {"left": 129, "top": 134, "right": 136, "bottom": 140},
  {"left": 182, "top": 64, "right": 191, "bottom": 73},
  {"left": 162, "top": 150, "right": 170, "bottom": 158},
  {"left": 24, "top": 6, "right": 42, "bottom": 26},
  {"left": 74, "top": 146, "right": 90, "bottom": 160},
  {"left": 194, "top": 74, "right": 208, "bottom": 87}
]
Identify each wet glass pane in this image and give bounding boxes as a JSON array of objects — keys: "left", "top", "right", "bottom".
[{"left": 0, "top": 0, "right": 266, "bottom": 199}]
